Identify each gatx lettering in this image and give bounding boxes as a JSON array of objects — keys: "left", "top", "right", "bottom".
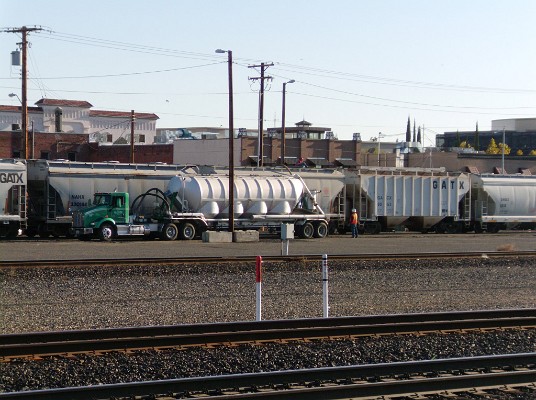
[{"left": 0, "top": 173, "right": 23, "bottom": 184}]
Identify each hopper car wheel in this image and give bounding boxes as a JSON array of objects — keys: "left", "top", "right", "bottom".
[
  {"left": 98, "top": 223, "right": 115, "bottom": 242},
  {"left": 161, "top": 223, "right": 178, "bottom": 241},
  {"left": 25, "top": 227, "right": 37, "bottom": 238},
  {"left": 313, "top": 221, "right": 329, "bottom": 238},
  {"left": 178, "top": 222, "right": 196, "bottom": 240},
  {"left": 486, "top": 223, "right": 500, "bottom": 233},
  {"left": 38, "top": 225, "right": 50, "bottom": 238},
  {"left": 300, "top": 222, "right": 314, "bottom": 239}
]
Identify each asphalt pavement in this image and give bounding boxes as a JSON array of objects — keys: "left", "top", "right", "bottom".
[{"left": 1, "top": 231, "right": 535, "bottom": 262}]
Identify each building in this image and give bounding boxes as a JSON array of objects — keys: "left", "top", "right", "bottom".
[
  {"left": 0, "top": 98, "right": 159, "bottom": 147},
  {"left": 436, "top": 118, "right": 536, "bottom": 155}
]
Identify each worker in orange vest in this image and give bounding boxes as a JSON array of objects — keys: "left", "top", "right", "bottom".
[{"left": 350, "top": 208, "right": 359, "bottom": 238}]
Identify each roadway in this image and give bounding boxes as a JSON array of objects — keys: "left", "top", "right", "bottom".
[{"left": 2, "top": 231, "right": 535, "bottom": 262}]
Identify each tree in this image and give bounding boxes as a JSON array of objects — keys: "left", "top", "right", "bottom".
[
  {"left": 530, "top": 150, "right": 536, "bottom": 156},
  {"left": 516, "top": 149, "right": 524, "bottom": 156},
  {"left": 459, "top": 140, "right": 472, "bottom": 149},
  {"left": 405, "top": 117, "right": 411, "bottom": 142},
  {"left": 474, "top": 121, "right": 480, "bottom": 150},
  {"left": 486, "top": 138, "right": 500, "bottom": 154},
  {"left": 456, "top": 130, "right": 461, "bottom": 147},
  {"left": 412, "top": 119, "right": 416, "bottom": 142},
  {"left": 486, "top": 138, "right": 511, "bottom": 155},
  {"left": 498, "top": 142, "right": 511, "bottom": 155},
  {"left": 417, "top": 126, "right": 421, "bottom": 144}
]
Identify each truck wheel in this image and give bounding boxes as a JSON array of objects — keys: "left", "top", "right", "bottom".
[
  {"left": 178, "top": 222, "right": 196, "bottom": 240},
  {"left": 98, "top": 223, "right": 115, "bottom": 242},
  {"left": 161, "top": 223, "right": 178, "bottom": 241},
  {"left": 301, "top": 222, "right": 314, "bottom": 239},
  {"left": 313, "top": 221, "right": 328, "bottom": 238}
]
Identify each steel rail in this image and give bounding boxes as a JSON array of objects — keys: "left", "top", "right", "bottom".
[
  {"left": 2, "top": 250, "right": 536, "bottom": 268},
  {"left": 0, "top": 353, "right": 534, "bottom": 399},
  {"left": 1, "top": 309, "right": 535, "bottom": 359}
]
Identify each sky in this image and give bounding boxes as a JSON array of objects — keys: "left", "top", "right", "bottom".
[{"left": 1, "top": 0, "right": 536, "bottom": 144}]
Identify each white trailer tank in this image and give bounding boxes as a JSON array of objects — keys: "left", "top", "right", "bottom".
[
  {"left": 0, "top": 159, "right": 26, "bottom": 238},
  {"left": 167, "top": 174, "right": 305, "bottom": 218},
  {"left": 228, "top": 167, "right": 346, "bottom": 216},
  {"left": 26, "top": 160, "right": 197, "bottom": 236},
  {"left": 347, "top": 168, "right": 471, "bottom": 232},
  {"left": 471, "top": 174, "right": 536, "bottom": 225}
]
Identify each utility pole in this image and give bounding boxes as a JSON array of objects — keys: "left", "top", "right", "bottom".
[
  {"left": 249, "top": 62, "right": 273, "bottom": 167},
  {"left": 130, "top": 110, "right": 136, "bottom": 163},
  {"left": 3, "top": 26, "right": 43, "bottom": 159}
]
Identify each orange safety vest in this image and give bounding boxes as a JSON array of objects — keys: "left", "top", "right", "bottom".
[{"left": 350, "top": 212, "right": 358, "bottom": 225}]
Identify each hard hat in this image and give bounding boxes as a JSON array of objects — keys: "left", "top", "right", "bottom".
[{"left": 351, "top": 208, "right": 356, "bottom": 212}]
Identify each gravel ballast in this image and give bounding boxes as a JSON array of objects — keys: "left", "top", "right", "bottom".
[{"left": 0, "top": 256, "right": 535, "bottom": 395}]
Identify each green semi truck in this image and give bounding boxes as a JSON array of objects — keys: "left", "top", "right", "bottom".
[{"left": 71, "top": 189, "right": 207, "bottom": 241}]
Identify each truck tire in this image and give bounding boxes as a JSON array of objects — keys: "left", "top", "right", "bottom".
[
  {"left": 300, "top": 222, "right": 314, "bottom": 239},
  {"left": 178, "top": 222, "right": 196, "bottom": 240},
  {"left": 313, "top": 221, "right": 328, "bottom": 238},
  {"left": 98, "top": 223, "right": 115, "bottom": 242},
  {"left": 161, "top": 223, "right": 178, "bottom": 241}
]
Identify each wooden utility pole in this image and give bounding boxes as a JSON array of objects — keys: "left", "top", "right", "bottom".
[
  {"left": 249, "top": 63, "right": 273, "bottom": 167},
  {"left": 130, "top": 110, "right": 136, "bottom": 163},
  {"left": 3, "top": 26, "right": 43, "bottom": 159}
]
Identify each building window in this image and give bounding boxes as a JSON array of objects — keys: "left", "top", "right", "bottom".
[
  {"left": 68, "top": 152, "right": 76, "bottom": 161},
  {"left": 40, "top": 151, "right": 50, "bottom": 160}
]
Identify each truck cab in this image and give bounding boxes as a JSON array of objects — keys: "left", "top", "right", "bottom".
[{"left": 72, "top": 192, "right": 129, "bottom": 240}]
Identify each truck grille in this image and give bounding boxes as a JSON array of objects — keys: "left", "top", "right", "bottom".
[{"left": 72, "top": 211, "right": 84, "bottom": 227}]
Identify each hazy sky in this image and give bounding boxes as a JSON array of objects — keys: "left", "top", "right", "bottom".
[{"left": 2, "top": 0, "right": 535, "bottom": 143}]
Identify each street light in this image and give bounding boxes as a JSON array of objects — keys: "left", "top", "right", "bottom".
[
  {"left": 8, "top": 92, "right": 21, "bottom": 102},
  {"left": 280, "top": 79, "right": 295, "bottom": 165},
  {"left": 215, "top": 49, "right": 235, "bottom": 233}
]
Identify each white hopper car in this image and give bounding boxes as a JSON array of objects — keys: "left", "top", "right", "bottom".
[
  {"left": 471, "top": 174, "right": 536, "bottom": 233},
  {"left": 0, "top": 159, "right": 26, "bottom": 238},
  {"left": 342, "top": 167, "right": 472, "bottom": 234}
]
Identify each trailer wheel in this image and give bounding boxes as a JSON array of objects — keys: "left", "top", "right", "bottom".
[
  {"left": 313, "top": 221, "right": 328, "bottom": 238},
  {"left": 98, "top": 223, "right": 115, "bottom": 242},
  {"left": 300, "top": 222, "right": 314, "bottom": 239},
  {"left": 161, "top": 223, "right": 178, "bottom": 241},
  {"left": 178, "top": 222, "right": 196, "bottom": 240}
]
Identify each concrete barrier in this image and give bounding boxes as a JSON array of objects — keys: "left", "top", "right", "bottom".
[
  {"left": 233, "top": 230, "right": 260, "bottom": 243},
  {"left": 202, "top": 231, "right": 233, "bottom": 243}
]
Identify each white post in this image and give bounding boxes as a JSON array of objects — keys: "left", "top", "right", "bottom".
[
  {"left": 255, "top": 256, "right": 262, "bottom": 321},
  {"left": 322, "top": 254, "right": 329, "bottom": 318}
]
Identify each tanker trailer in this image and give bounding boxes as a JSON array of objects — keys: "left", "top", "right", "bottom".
[
  {"left": 0, "top": 159, "right": 27, "bottom": 239},
  {"left": 471, "top": 174, "right": 536, "bottom": 233},
  {"left": 166, "top": 172, "right": 333, "bottom": 239},
  {"left": 26, "top": 159, "right": 198, "bottom": 237},
  {"left": 224, "top": 166, "right": 346, "bottom": 234}
]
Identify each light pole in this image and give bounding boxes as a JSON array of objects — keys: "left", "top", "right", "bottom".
[
  {"left": 280, "top": 79, "right": 295, "bottom": 165},
  {"left": 377, "top": 132, "right": 384, "bottom": 166},
  {"left": 502, "top": 127, "right": 505, "bottom": 175},
  {"left": 216, "top": 49, "right": 235, "bottom": 233}
]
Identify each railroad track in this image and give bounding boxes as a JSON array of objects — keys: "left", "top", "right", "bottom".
[
  {"left": 0, "top": 353, "right": 535, "bottom": 399},
  {"left": 2, "top": 250, "right": 536, "bottom": 268},
  {"left": 1, "top": 309, "right": 535, "bottom": 360}
]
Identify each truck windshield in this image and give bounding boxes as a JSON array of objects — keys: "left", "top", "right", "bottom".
[{"left": 94, "top": 194, "right": 111, "bottom": 206}]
